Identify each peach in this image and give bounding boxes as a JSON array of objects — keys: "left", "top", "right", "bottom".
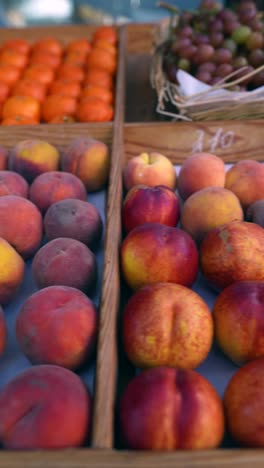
[
  {"left": 120, "top": 367, "right": 225, "bottom": 450},
  {"left": 61, "top": 137, "right": 109, "bottom": 192},
  {"left": 123, "top": 152, "right": 177, "bottom": 192},
  {"left": 213, "top": 281, "right": 264, "bottom": 365},
  {"left": 181, "top": 187, "right": 243, "bottom": 244},
  {"left": 224, "top": 357, "right": 264, "bottom": 447},
  {"left": 0, "top": 364, "right": 91, "bottom": 449},
  {"left": 225, "top": 159, "right": 264, "bottom": 209},
  {"left": 0, "top": 170, "right": 28, "bottom": 198},
  {"left": 247, "top": 199, "right": 264, "bottom": 227},
  {"left": 44, "top": 198, "right": 103, "bottom": 247},
  {"left": 0, "top": 146, "right": 8, "bottom": 170},
  {"left": 0, "top": 307, "right": 6, "bottom": 356},
  {"left": 8, "top": 139, "right": 60, "bottom": 183},
  {"left": 178, "top": 152, "right": 226, "bottom": 200},
  {"left": 121, "top": 222, "right": 199, "bottom": 290},
  {"left": 122, "top": 185, "right": 180, "bottom": 233},
  {"left": 32, "top": 238, "right": 97, "bottom": 292},
  {"left": 200, "top": 221, "right": 264, "bottom": 290},
  {"left": 16, "top": 286, "right": 97, "bottom": 369},
  {"left": 0, "top": 195, "right": 42, "bottom": 258},
  {"left": 123, "top": 282, "right": 213, "bottom": 369},
  {"left": 29, "top": 171, "right": 87, "bottom": 213},
  {"left": 0, "top": 238, "right": 25, "bottom": 304}
]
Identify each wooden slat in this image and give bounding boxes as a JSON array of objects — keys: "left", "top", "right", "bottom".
[
  {"left": 91, "top": 25, "right": 126, "bottom": 449},
  {"left": 126, "top": 23, "right": 155, "bottom": 54},
  {"left": 124, "top": 120, "right": 264, "bottom": 163}
]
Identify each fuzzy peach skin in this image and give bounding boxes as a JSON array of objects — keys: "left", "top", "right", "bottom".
[
  {"left": 120, "top": 367, "right": 225, "bottom": 450},
  {"left": 0, "top": 195, "right": 42, "bottom": 259},
  {"left": 0, "top": 364, "right": 91, "bottom": 449},
  {"left": 16, "top": 286, "right": 97, "bottom": 369},
  {"left": 122, "top": 185, "right": 180, "bottom": 233},
  {"left": 0, "top": 171, "right": 28, "bottom": 198},
  {"left": 178, "top": 152, "right": 226, "bottom": 200},
  {"left": 0, "top": 146, "right": 8, "bottom": 170},
  {"left": 32, "top": 238, "right": 97, "bottom": 292},
  {"left": 0, "top": 307, "right": 6, "bottom": 356},
  {"left": 225, "top": 159, "right": 264, "bottom": 210},
  {"left": 61, "top": 137, "right": 109, "bottom": 192},
  {"left": 44, "top": 198, "right": 103, "bottom": 247},
  {"left": 8, "top": 139, "right": 60, "bottom": 183},
  {"left": 200, "top": 221, "right": 264, "bottom": 290},
  {"left": 213, "top": 280, "right": 264, "bottom": 365},
  {"left": 123, "top": 152, "right": 177, "bottom": 192},
  {"left": 181, "top": 187, "right": 243, "bottom": 244},
  {"left": 224, "top": 357, "right": 264, "bottom": 447},
  {"left": 121, "top": 222, "right": 199, "bottom": 290},
  {"left": 29, "top": 171, "right": 87, "bottom": 213},
  {"left": 123, "top": 282, "right": 213, "bottom": 369},
  {"left": 0, "top": 237, "right": 25, "bottom": 304}
]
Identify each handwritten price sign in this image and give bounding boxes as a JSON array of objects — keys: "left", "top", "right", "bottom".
[{"left": 192, "top": 128, "right": 235, "bottom": 154}]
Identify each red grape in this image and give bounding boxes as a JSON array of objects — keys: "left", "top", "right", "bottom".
[
  {"left": 252, "top": 69, "right": 264, "bottom": 87},
  {"left": 246, "top": 32, "right": 264, "bottom": 50},
  {"left": 215, "top": 63, "right": 234, "bottom": 77},
  {"left": 194, "top": 44, "right": 215, "bottom": 64},
  {"left": 195, "top": 70, "right": 212, "bottom": 83},
  {"left": 198, "top": 62, "right": 217, "bottom": 73},
  {"left": 210, "top": 32, "right": 224, "bottom": 47},
  {"left": 248, "top": 49, "right": 264, "bottom": 67},
  {"left": 214, "top": 47, "right": 233, "bottom": 64}
]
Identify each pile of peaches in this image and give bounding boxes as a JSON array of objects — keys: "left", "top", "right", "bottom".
[
  {"left": 0, "top": 26, "right": 117, "bottom": 125},
  {"left": 0, "top": 136, "right": 109, "bottom": 449},
  {"left": 119, "top": 151, "right": 264, "bottom": 450}
]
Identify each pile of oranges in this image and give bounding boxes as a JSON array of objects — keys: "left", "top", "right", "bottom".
[{"left": 0, "top": 26, "right": 118, "bottom": 125}]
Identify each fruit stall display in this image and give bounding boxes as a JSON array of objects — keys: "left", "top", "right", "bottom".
[{"left": 0, "top": 16, "right": 262, "bottom": 468}]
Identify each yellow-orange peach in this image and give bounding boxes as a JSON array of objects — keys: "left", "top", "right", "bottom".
[
  {"left": 200, "top": 221, "right": 264, "bottom": 290},
  {"left": 181, "top": 187, "right": 243, "bottom": 244},
  {"left": 29, "top": 171, "right": 87, "bottom": 213},
  {"left": 0, "top": 195, "right": 42, "bottom": 258},
  {"left": 120, "top": 367, "right": 225, "bottom": 450},
  {"left": 61, "top": 137, "right": 109, "bottom": 192},
  {"left": 178, "top": 152, "right": 226, "bottom": 200},
  {"left": 213, "top": 280, "right": 264, "bottom": 365},
  {"left": 121, "top": 223, "right": 199, "bottom": 290},
  {"left": 16, "top": 286, "right": 97, "bottom": 369},
  {"left": 0, "top": 237, "right": 25, "bottom": 304},
  {"left": 0, "top": 364, "right": 91, "bottom": 449},
  {"left": 225, "top": 159, "right": 264, "bottom": 209},
  {"left": 0, "top": 170, "right": 28, "bottom": 198},
  {"left": 123, "top": 152, "right": 177, "bottom": 192},
  {"left": 8, "top": 139, "right": 60, "bottom": 182},
  {"left": 32, "top": 238, "right": 97, "bottom": 292},
  {"left": 123, "top": 282, "right": 213, "bottom": 369},
  {"left": 224, "top": 358, "right": 264, "bottom": 447}
]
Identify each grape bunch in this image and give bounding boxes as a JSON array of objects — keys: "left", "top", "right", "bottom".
[{"left": 162, "top": 0, "right": 264, "bottom": 90}]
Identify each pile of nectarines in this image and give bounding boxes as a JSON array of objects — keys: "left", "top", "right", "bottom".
[
  {"left": 120, "top": 150, "right": 264, "bottom": 450},
  {"left": 0, "top": 134, "right": 109, "bottom": 449}
]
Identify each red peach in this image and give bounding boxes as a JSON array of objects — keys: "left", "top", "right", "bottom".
[
  {"left": 200, "top": 221, "right": 264, "bottom": 290},
  {"left": 0, "top": 364, "right": 91, "bottom": 449},
  {"left": 122, "top": 185, "right": 180, "bottom": 233},
  {"left": 120, "top": 367, "right": 225, "bottom": 450},
  {"left": 121, "top": 223, "right": 199, "bottom": 290},
  {"left": 123, "top": 282, "right": 213, "bottom": 369},
  {"left": 213, "top": 280, "right": 264, "bottom": 365},
  {"left": 44, "top": 198, "right": 103, "bottom": 247},
  {"left": 224, "top": 357, "right": 264, "bottom": 447},
  {"left": 32, "top": 238, "right": 97, "bottom": 292},
  {"left": 8, "top": 139, "right": 60, "bottom": 183},
  {"left": 181, "top": 187, "right": 243, "bottom": 244},
  {"left": 61, "top": 137, "right": 109, "bottom": 192},
  {"left": 0, "top": 170, "right": 28, "bottom": 198},
  {"left": 0, "top": 195, "right": 42, "bottom": 258},
  {"left": 225, "top": 159, "right": 264, "bottom": 209},
  {"left": 123, "top": 152, "right": 177, "bottom": 191},
  {"left": 178, "top": 152, "right": 226, "bottom": 200},
  {"left": 29, "top": 171, "right": 87, "bottom": 213},
  {"left": 16, "top": 286, "right": 97, "bottom": 369}
]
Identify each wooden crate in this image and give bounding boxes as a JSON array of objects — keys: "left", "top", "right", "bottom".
[{"left": 0, "top": 21, "right": 263, "bottom": 468}]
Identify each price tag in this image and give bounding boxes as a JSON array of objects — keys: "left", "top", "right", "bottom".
[{"left": 192, "top": 128, "right": 235, "bottom": 154}]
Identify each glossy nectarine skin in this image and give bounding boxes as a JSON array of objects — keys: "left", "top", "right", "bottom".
[
  {"left": 225, "top": 159, "right": 264, "bottom": 210},
  {"left": 123, "top": 282, "right": 213, "bottom": 369},
  {"left": 121, "top": 223, "right": 199, "bottom": 290},
  {"left": 0, "top": 170, "right": 28, "bottom": 198},
  {"left": 120, "top": 367, "right": 225, "bottom": 450}
]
